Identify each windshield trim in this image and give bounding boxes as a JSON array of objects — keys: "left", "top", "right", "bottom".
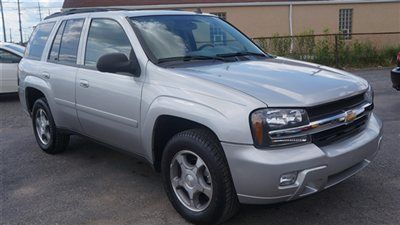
[
  {"left": 128, "top": 14, "right": 271, "bottom": 67},
  {"left": 157, "top": 54, "right": 228, "bottom": 64}
]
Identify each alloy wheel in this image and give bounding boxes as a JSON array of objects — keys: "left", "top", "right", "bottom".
[
  {"left": 170, "top": 150, "right": 213, "bottom": 212},
  {"left": 35, "top": 108, "right": 51, "bottom": 145}
]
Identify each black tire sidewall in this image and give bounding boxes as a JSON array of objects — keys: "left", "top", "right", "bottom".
[
  {"left": 32, "top": 98, "right": 57, "bottom": 152},
  {"left": 161, "top": 131, "right": 230, "bottom": 224}
]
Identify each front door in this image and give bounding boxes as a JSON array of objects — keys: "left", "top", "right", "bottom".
[
  {"left": 0, "top": 49, "right": 21, "bottom": 93},
  {"left": 76, "top": 18, "right": 143, "bottom": 153}
]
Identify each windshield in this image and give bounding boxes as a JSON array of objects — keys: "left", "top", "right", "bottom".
[{"left": 130, "top": 15, "right": 266, "bottom": 63}]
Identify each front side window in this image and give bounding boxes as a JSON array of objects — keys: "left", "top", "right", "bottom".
[
  {"left": 85, "top": 19, "right": 133, "bottom": 67},
  {"left": 130, "top": 15, "right": 264, "bottom": 63},
  {"left": 0, "top": 49, "right": 21, "bottom": 63},
  {"left": 58, "top": 19, "right": 85, "bottom": 64},
  {"left": 25, "top": 22, "right": 55, "bottom": 60}
]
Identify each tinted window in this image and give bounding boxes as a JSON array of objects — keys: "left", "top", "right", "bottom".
[
  {"left": 0, "top": 49, "right": 21, "bottom": 63},
  {"left": 85, "top": 19, "right": 132, "bottom": 67},
  {"left": 58, "top": 19, "right": 84, "bottom": 64},
  {"left": 25, "top": 22, "right": 55, "bottom": 60},
  {"left": 48, "top": 21, "right": 66, "bottom": 61}
]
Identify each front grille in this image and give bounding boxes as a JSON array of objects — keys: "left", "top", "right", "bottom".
[
  {"left": 312, "top": 114, "right": 369, "bottom": 147},
  {"left": 307, "top": 93, "right": 366, "bottom": 121},
  {"left": 308, "top": 92, "right": 372, "bottom": 147}
]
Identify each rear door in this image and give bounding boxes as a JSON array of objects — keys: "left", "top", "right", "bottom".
[
  {"left": 43, "top": 18, "right": 85, "bottom": 132},
  {"left": 76, "top": 18, "right": 143, "bottom": 153},
  {"left": 0, "top": 49, "right": 21, "bottom": 93}
]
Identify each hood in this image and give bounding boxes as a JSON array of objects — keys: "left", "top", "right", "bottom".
[{"left": 170, "top": 57, "right": 369, "bottom": 107}]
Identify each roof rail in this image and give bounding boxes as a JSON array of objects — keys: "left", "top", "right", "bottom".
[{"left": 44, "top": 8, "right": 132, "bottom": 20}]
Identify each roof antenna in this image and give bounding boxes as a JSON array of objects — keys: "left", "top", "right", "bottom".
[{"left": 195, "top": 8, "right": 202, "bottom": 14}]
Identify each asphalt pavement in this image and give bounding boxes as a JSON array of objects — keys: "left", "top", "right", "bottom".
[{"left": 1, "top": 68, "right": 399, "bottom": 225}]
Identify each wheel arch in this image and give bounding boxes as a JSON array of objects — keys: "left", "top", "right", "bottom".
[
  {"left": 142, "top": 96, "right": 229, "bottom": 172},
  {"left": 25, "top": 87, "right": 47, "bottom": 114},
  {"left": 151, "top": 115, "right": 221, "bottom": 172},
  {"left": 23, "top": 75, "right": 52, "bottom": 115}
]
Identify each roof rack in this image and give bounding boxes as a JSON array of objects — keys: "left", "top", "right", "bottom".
[{"left": 44, "top": 8, "right": 132, "bottom": 20}]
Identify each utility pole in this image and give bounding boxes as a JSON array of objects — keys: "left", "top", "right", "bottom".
[
  {"left": 17, "top": 0, "right": 23, "bottom": 44},
  {"left": 9, "top": 28, "right": 12, "bottom": 43},
  {"left": 0, "top": 0, "right": 7, "bottom": 42},
  {"left": 38, "top": 2, "right": 42, "bottom": 21}
]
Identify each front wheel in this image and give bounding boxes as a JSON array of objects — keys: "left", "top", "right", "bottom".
[
  {"left": 32, "top": 98, "right": 70, "bottom": 154},
  {"left": 161, "top": 129, "right": 239, "bottom": 224}
]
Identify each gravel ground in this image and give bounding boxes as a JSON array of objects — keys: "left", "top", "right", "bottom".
[{"left": 1, "top": 68, "right": 399, "bottom": 225}]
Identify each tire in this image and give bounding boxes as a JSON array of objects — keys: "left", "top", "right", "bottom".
[
  {"left": 161, "top": 129, "right": 239, "bottom": 225},
  {"left": 32, "top": 98, "right": 70, "bottom": 154}
]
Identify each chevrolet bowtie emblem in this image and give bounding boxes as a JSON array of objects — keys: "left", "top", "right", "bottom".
[{"left": 344, "top": 110, "right": 357, "bottom": 123}]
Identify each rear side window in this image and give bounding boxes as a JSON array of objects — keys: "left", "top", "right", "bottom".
[
  {"left": 25, "top": 22, "right": 55, "bottom": 60},
  {"left": 48, "top": 21, "right": 66, "bottom": 61},
  {"left": 48, "top": 19, "right": 84, "bottom": 65},
  {"left": 85, "top": 19, "right": 132, "bottom": 67}
]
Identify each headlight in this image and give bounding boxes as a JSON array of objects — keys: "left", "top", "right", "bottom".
[
  {"left": 250, "top": 108, "right": 310, "bottom": 148},
  {"left": 365, "top": 85, "right": 374, "bottom": 104}
]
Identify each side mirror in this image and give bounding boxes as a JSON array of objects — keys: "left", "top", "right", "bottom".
[{"left": 97, "top": 53, "right": 141, "bottom": 77}]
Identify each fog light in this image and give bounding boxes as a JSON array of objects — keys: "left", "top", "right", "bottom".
[{"left": 280, "top": 172, "right": 298, "bottom": 186}]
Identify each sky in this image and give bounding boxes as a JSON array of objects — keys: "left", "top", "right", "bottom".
[{"left": 0, "top": 0, "right": 63, "bottom": 43}]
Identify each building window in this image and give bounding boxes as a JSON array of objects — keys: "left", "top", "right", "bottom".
[
  {"left": 210, "top": 25, "right": 226, "bottom": 46},
  {"left": 339, "top": 9, "right": 353, "bottom": 39},
  {"left": 211, "top": 12, "right": 227, "bottom": 20}
]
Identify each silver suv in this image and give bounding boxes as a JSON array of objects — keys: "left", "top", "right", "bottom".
[{"left": 19, "top": 9, "right": 383, "bottom": 224}]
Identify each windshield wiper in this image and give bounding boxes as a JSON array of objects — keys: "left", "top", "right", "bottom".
[
  {"left": 157, "top": 55, "right": 226, "bottom": 64},
  {"left": 216, "top": 51, "right": 267, "bottom": 58}
]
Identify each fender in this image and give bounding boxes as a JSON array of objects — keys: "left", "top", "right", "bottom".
[
  {"left": 23, "top": 75, "right": 56, "bottom": 116},
  {"left": 141, "top": 95, "right": 255, "bottom": 162}
]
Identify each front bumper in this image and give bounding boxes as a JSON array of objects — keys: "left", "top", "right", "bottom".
[{"left": 223, "top": 113, "right": 383, "bottom": 204}]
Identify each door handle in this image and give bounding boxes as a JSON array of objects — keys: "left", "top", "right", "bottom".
[
  {"left": 79, "top": 80, "right": 89, "bottom": 88},
  {"left": 42, "top": 72, "right": 50, "bottom": 79}
]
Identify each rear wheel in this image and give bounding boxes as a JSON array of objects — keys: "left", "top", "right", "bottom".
[
  {"left": 161, "top": 129, "right": 239, "bottom": 224},
  {"left": 32, "top": 98, "right": 69, "bottom": 154}
]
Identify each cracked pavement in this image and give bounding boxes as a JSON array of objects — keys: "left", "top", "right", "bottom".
[{"left": 1, "top": 68, "right": 399, "bottom": 225}]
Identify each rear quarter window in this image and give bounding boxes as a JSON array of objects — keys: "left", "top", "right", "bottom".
[{"left": 25, "top": 22, "right": 55, "bottom": 60}]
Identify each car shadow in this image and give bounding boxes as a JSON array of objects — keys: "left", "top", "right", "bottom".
[
  {"left": 64, "top": 135, "right": 159, "bottom": 179},
  {"left": 62, "top": 135, "right": 361, "bottom": 225},
  {"left": 0, "top": 93, "right": 19, "bottom": 102}
]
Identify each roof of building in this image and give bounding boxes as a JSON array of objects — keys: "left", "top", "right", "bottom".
[{"left": 63, "top": 0, "right": 328, "bottom": 9}]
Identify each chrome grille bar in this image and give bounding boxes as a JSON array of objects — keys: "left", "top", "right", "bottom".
[{"left": 268, "top": 103, "right": 372, "bottom": 139}]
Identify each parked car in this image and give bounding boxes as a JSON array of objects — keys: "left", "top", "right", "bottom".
[
  {"left": 391, "top": 52, "right": 400, "bottom": 90},
  {"left": 18, "top": 9, "right": 383, "bottom": 224},
  {"left": 0, "top": 43, "right": 25, "bottom": 94}
]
